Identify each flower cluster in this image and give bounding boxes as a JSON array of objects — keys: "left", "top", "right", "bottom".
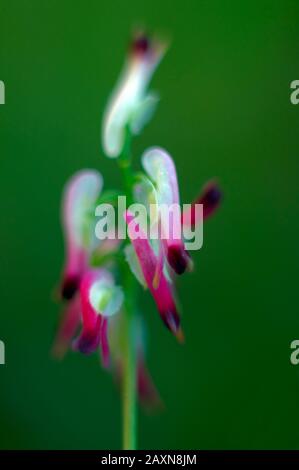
[{"left": 53, "top": 32, "right": 221, "bottom": 408}]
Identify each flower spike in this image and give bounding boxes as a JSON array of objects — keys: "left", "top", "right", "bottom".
[
  {"left": 102, "top": 32, "right": 166, "bottom": 158},
  {"left": 61, "top": 170, "right": 103, "bottom": 300},
  {"left": 54, "top": 34, "right": 221, "bottom": 439}
]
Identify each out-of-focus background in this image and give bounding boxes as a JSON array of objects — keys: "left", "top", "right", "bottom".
[{"left": 1, "top": 0, "right": 299, "bottom": 449}]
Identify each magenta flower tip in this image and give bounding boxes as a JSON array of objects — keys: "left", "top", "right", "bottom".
[
  {"left": 61, "top": 274, "right": 80, "bottom": 300},
  {"left": 130, "top": 31, "right": 166, "bottom": 63},
  {"left": 182, "top": 180, "right": 222, "bottom": 227},
  {"left": 130, "top": 33, "right": 150, "bottom": 56},
  {"left": 200, "top": 181, "right": 222, "bottom": 220},
  {"left": 73, "top": 316, "right": 102, "bottom": 355},
  {"left": 161, "top": 306, "right": 181, "bottom": 338}
]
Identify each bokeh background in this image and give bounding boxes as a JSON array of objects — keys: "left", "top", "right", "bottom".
[{"left": 1, "top": 0, "right": 299, "bottom": 450}]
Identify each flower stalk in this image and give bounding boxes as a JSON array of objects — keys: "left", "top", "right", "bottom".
[
  {"left": 122, "top": 270, "right": 137, "bottom": 450},
  {"left": 120, "top": 128, "right": 138, "bottom": 450}
]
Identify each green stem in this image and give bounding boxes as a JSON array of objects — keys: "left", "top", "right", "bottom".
[
  {"left": 119, "top": 127, "right": 137, "bottom": 450},
  {"left": 122, "top": 272, "right": 137, "bottom": 450}
]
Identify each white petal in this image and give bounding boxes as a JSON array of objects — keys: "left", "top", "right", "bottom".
[
  {"left": 130, "top": 92, "right": 159, "bottom": 135},
  {"left": 133, "top": 174, "right": 159, "bottom": 224},
  {"left": 102, "top": 48, "right": 164, "bottom": 158},
  {"left": 141, "top": 147, "right": 179, "bottom": 206},
  {"left": 63, "top": 169, "right": 103, "bottom": 248},
  {"left": 89, "top": 280, "right": 124, "bottom": 317}
]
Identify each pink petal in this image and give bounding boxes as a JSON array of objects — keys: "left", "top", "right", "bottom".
[
  {"left": 60, "top": 248, "right": 87, "bottom": 300},
  {"left": 100, "top": 318, "right": 110, "bottom": 368},
  {"left": 52, "top": 293, "right": 81, "bottom": 359},
  {"left": 138, "top": 358, "right": 162, "bottom": 410},
  {"left": 73, "top": 269, "right": 122, "bottom": 356},
  {"left": 125, "top": 211, "right": 182, "bottom": 339},
  {"left": 72, "top": 316, "right": 102, "bottom": 355},
  {"left": 113, "top": 357, "right": 162, "bottom": 411},
  {"left": 152, "top": 238, "right": 164, "bottom": 289},
  {"left": 72, "top": 269, "right": 111, "bottom": 355}
]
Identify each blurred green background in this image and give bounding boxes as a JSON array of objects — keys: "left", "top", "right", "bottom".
[{"left": 1, "top": 0, "right": 299, "bottom": 450}]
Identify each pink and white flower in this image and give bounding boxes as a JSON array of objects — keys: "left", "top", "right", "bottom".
[
  {"left": 125, "top": 211, "right": 183, "bottom": 340},
  {"left": 60, "top": 169, "right": 103, "bottom": 299},
  {"left": 73, "top": 268, "right": 123, "bottom": 365},
  {"left": 141, "top": 147, "right": 191, "bottom": 275},
  {"left": 102, "top": 33, "right": 166, "bottom": 158}
]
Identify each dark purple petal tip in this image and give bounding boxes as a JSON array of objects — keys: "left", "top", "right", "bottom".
[
  {"left": 161, "top": 307, "right": 184, "bottom": 342},
  {"left": 167, "top": 245, "right": 190, "bottom": 275},
  {"left": 73, "top": 319, "right": 102, "bottom": 355},
  {"left": 131, "top": 34, "right": 150, "bottom": 56},
  {"left": 200, "top": 182, "right": 222, "bottom": 219},
  {"left": 203, "top": 184, "right": 221, "bottom": 205},
  {"left": 61, "top": 275, "right": 79, "bottom": 300}
]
